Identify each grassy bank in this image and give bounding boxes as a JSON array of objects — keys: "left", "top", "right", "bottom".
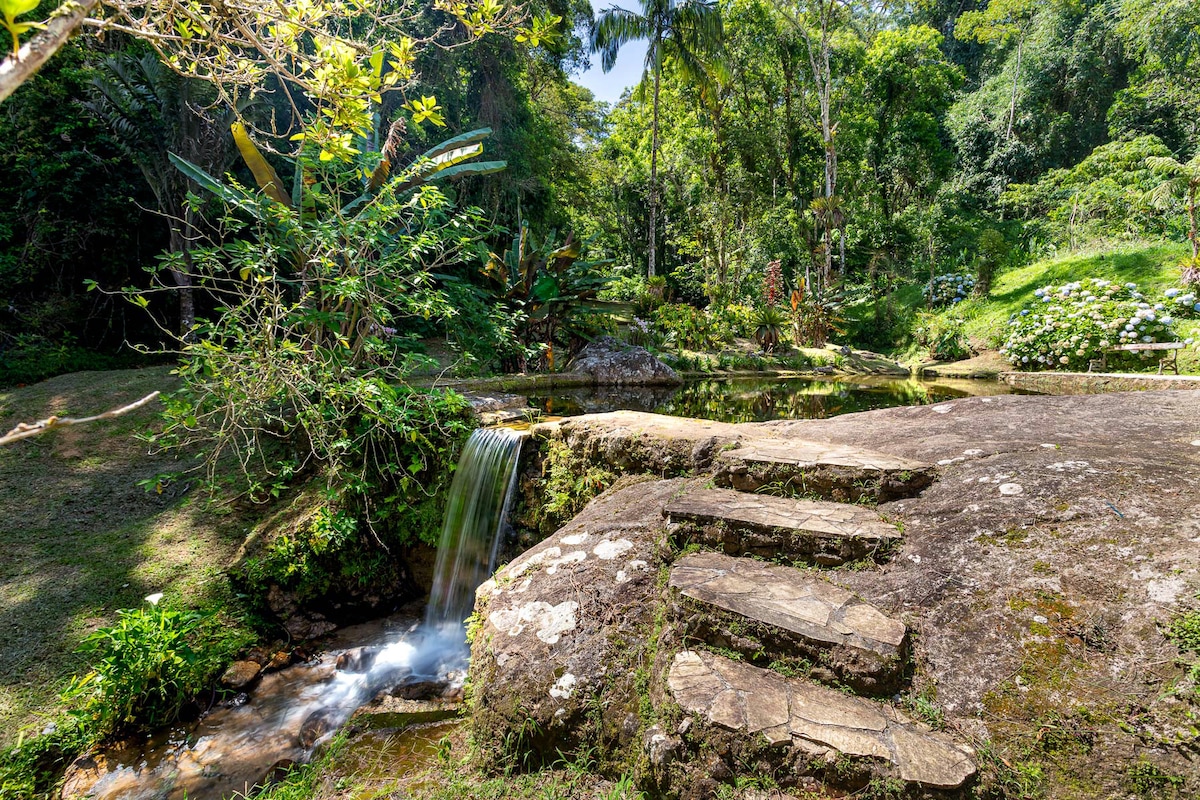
[
  {"left": 0, "top": 368, "right": 253, "bottom": 748},
  {"left": 849, "top": 240, "right": 1200, "bottom": 373}
]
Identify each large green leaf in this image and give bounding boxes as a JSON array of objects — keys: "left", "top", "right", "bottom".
[
  {"left": 531, "top": 273, "right": 561, "bottom": 302},
  {"left": 231, "top": 122, "right": 292, "bottom": 207},
  {"left": 394, "top": 160, "right": 507, "bottom": 197},
  {"left": 427, "top": 160, "right": 508, "bottom": 182},
  {"left": 168, "top": 153, "right": 259, "bottom": 212},
  {"left": 418, "top": 128, "right": 493, "bottom": 162}
]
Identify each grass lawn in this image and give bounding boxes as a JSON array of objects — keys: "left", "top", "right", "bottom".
[
  {"left": 876, "top": 240, "right": 1200, "bottom": 372},
  {"left": 0, "top": 368, "right": 252, "bottom": 747}
]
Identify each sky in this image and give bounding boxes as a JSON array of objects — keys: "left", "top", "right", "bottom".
[{"left": 572, "top": 2, "right": 647, "bottom": 105}]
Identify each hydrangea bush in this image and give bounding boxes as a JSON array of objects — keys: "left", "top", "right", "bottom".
[
  {"left": 1001, "top": 279, "right": 1185, "bottom": 371},
  {"left": 925, "top": 273, "right": 976, "bottom": 307},
  {"left": 1161, "top": 287, "right": 1200, "bottom": 320}
]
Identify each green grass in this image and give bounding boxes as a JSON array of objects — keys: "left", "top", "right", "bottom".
[
  {"left": 0, "top": 367, "right": 254, "bottom": 749},
  {"left": 886, "top": 240, "right": 1200, "bottom": 371},
  {"left": 948, "top": 241, "right": 1190, "bottom": 345}
]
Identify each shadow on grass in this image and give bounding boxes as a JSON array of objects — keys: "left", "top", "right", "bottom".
[{"left": 0, "top": 368, "right": 248, "bottom": 745}]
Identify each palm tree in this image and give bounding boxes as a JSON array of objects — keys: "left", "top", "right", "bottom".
[
  {"left": 1146, "top": 152, "right": 1200, "bottom": 263},
  {"left": 590, "top": 0, "right": 722, "bottom": 279}
]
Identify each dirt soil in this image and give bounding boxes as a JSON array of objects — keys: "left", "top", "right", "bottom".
[{"left": 0, "top": 368, "right": 249, "bottom": 747}]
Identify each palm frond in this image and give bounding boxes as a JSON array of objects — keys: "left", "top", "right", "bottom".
[{"left": 590, "top": 7, "right": 654, "bottom": 72}]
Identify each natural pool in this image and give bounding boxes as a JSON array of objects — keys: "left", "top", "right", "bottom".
[
  {"left": 75, "top": 376, "right": 1024, "bottom": 799},
  {"left": 522, "top": 375, "right": 1023, "bottom": 424}
]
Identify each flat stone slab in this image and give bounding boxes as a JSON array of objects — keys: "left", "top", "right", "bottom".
[
  {"left": 668, "top": 650, "right": 976, "bottom": 790},
  {"left": 665, "top": 487, "right": 900, "bottom": 566},
  {"left": 715, "top": 440, "right": 934, "bottom": 502},
  {"left": 669, "top": 552, "right": 906, "bottom": 690}
]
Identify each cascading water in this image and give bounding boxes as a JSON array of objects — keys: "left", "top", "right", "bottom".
[
  {"left": 426, "top": 426, "right": 525, "bottom": 630},
  {"left": 83, "top": 426, "right": 524, "bottom": 800}
]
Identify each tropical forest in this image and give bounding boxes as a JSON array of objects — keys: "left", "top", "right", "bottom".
[{"left": 1, "top": 0, "right": 1200, "bottom": 798}]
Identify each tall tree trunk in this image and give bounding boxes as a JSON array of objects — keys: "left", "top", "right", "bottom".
[
  {"left": 1189, "top": 181, "right": 1198, "bottom": 260},
  {"left": 1006, "top": 37, "right": 1023, "bottom": 141},
  {"left": 167, "top": 222, "right": 195, "bottom": 340},
  {"left": 820, "top": 54, "right": 834, "bottom": 290},
  {"left": 648, "top": 28, "right": 662, "bottom": 279}
]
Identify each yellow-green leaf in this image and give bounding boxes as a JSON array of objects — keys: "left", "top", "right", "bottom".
[{"left": 231, "top": 122, "right": 293, "bottom": 207}]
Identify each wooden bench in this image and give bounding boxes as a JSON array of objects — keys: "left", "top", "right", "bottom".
[{"left": 1094, "top": 342, "right": 1187, "bottom": 374}]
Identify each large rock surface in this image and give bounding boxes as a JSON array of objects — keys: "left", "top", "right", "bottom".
[
  {"left": 477, "top": 390, "right": 1200, "bottom": 797},
  {"left": 470, "top": 478, "right": 682, "bottom": 765},
  {"left": 566, "top": 337, "right": 682, "bottom": 386}
]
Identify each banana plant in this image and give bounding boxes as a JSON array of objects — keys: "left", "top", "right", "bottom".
[
  {"left": 170, "top": 124, "right": 505, "bottom": 220},
  {"left": 484, "top": 224, "right": 617, "bottom": 370},
  {"left": 166, "top": 123, "right": 506, "bottom": 361}
]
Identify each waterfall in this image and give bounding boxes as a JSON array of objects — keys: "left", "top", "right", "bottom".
[
  {"left": 81, "top": 426, "right": 528, "bottom": 800},
  {"left": 424, "top": 426, "right": 525, "bottom": 631}
]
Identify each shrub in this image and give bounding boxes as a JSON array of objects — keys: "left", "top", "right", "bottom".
[
  {"left": 708, "top": 302, "right": 756, "bottom": 340},
  {"left": 599, "top": 274, "right": 647, "bottom": 302},
  {"left": 924, "top": 272, "right": 975, "bottom": 307},
  {"left": 653, "top": 304, "right": 714, "bottom": 350},
  {"left": 752, "top": 306, "right": 788, "bottom": 353},
  {"left": 794, "top": 291, "right": 846, "bottom": 348},
  {"left": 1001, "top": 279, "right": 1183, "bottom": 371},
  {"left": 0, "top": 333, "right": 150, "bottom": 388},
  {"left": 975, "top": 228, "right": 1010, "bottom": 297},
  {"left": 915, "top": 314, "right": 970, "bottom": 361},
  {"left": 62, "top": 596, "right": 242, "bottom": 737},
  {"left": 1161, "top": 287, "right": 1200, "bottom": 320}
]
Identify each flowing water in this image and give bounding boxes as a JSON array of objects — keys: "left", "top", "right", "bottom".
[
  {"left": 425, "top": 427, "right": 525, "bottom": 631},
  {"left": 81, "top": 427, "right": 525, "bottom": 800}
]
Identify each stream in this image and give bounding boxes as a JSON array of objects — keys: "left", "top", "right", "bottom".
[
  {"left": 79, "top": 428, "right": 526, "bottom": 800},
  {"left": 76, "top": 377, "right": 1021, "bottom": 798}
]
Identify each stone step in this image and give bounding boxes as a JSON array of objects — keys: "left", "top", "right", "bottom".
[
  {"left": 713, "top": 440, "right": 934, "bottom": 503},
  {"left": 665, "top": 487, "right": 900, "bottom": 567},
  {"left": 668, "top": 552, "right": 907, "bottom": 693},
  {"left": 668, "top": 649, "right": 976, "bottom": 791}
]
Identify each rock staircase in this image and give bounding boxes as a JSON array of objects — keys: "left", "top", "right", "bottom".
[
  {"left": 713, "top": 438, "right": 935, "bottom": 502},
  {"left": 666, "top": 487, "right": 900, "bottom": 566},
  {"left": 662, "top": 443, "right": 977, "bottom": 792}
]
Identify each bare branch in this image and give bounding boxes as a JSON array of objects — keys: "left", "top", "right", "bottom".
[
  {"left": 0, "top": 0, "right": 100, "bottom": 103},
  {"left": 0, "top": 391, "right": 161, "bottom": 446}
]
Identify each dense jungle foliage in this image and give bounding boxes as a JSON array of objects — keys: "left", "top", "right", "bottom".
[
  {"left": 1, "top": 1, "right": 1199, "bottom": 790},
  {"left": 2, "top": 0, "right": 1198, "bottom": 384}
]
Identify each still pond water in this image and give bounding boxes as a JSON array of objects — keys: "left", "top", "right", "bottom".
[{"left": 524, "top": 375, "right": 1021, "bottom": 424}]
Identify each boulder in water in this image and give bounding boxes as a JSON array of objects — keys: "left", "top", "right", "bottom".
[
  {"left": 566, "top": 337, "right": 682, "bottom": 386},
  {"left": 298, "top": 708, "right": 341, "bottom": 749},
  {"left": 60, "top": 752, "right": 108, "bottom": 799},
  {"left": 335, "top": 646, "right": 379, "bottom": 673},
  {"left": 392, "top": 678, "right": 449, "bottom": 701},
  {"left": 220, "top": 660, "right": 262, "bottom": 690}
]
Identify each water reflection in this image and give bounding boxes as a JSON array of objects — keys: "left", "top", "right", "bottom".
[{"left": 529, "top": 376, "right": 1018, "bottom": 424}]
